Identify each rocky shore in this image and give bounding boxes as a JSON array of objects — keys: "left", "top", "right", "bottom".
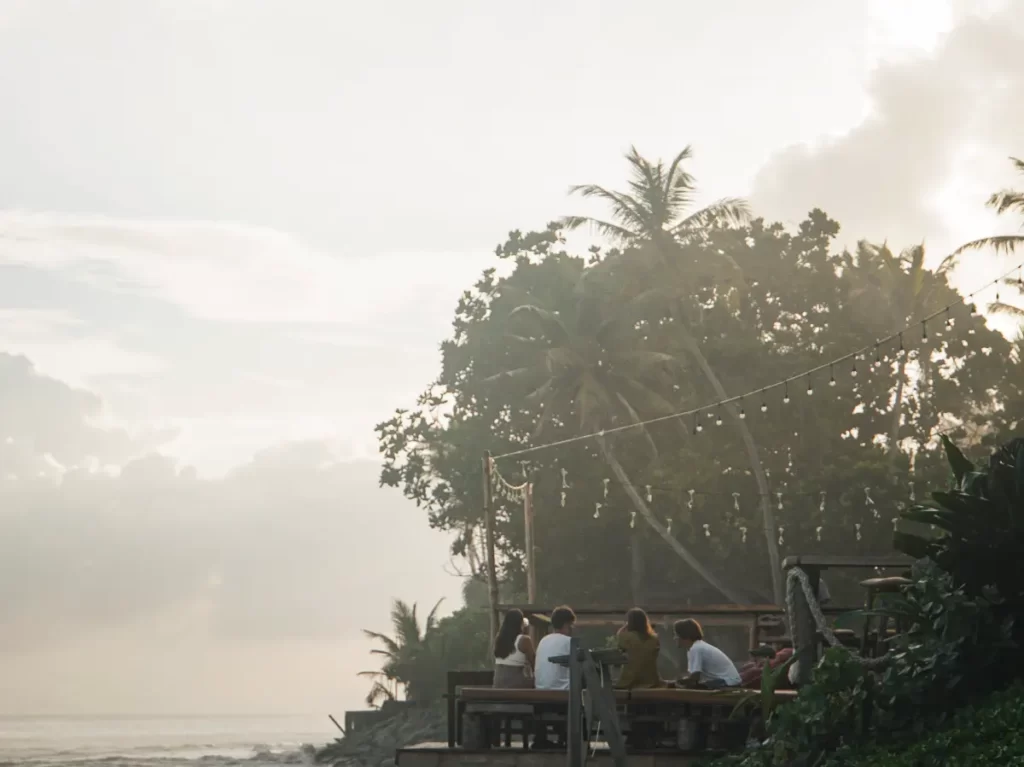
[{"left": 316, "top": 706, "right": 446, "bottom": 767}]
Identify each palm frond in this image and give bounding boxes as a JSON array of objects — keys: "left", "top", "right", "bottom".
[
  {"left": 988, "top": 300, "right": 1024, "bottom": 318},
  {"left": 986, "top": 188, "right": 1024, "bottom": 217},
  {"left": 424, "top": 598, "right": 445, "bottom": 634},
  {"left": 390, "top": 600, "right": 422, "bottom": 646},
  {"left": 507, "top": 304, "right": 571, "bottom": 345},
  {"left": 662, "top": 145, "right": 696, "bottom": 217},
  {"left": 950, "top": 235, "right": 1024, "bottom": 258},
  {"left": 567, "top": 184, "right": 649, "bottom": 232},
  {"left": 362, "top": 630, "right": 400, "bottom": 656},
  {"left": 671, "top": 197, "right": 751, "bottom": 236},
  {"left": 558, "top": 214, "right": 639, "bottom": 243}
]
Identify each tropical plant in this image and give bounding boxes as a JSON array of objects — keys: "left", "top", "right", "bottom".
[
  {"left": 560, "top": 146, "right": 785, "bottom": 602},
  {"left": 361, "top": 598, "right": 445, "bottom": 706},
  {"left": 894, "top": 435, "right": 1024, "bottom": 606},
  {"left": 953, "top": 156, "right": 1024, "bottom": 318}
]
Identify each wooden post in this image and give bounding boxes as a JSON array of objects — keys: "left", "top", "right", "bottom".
[
  {"left": 482, "top": 451, "right": 500, "bottom": 644},
  {"left": 790, "top": 565, "right": 820, "bottom": 686},
  {"left": 524, "top": 482, "right": 537, "bottom": 604},
  {"left": 567, "top": 637, "right": 582, "bottom": 767}
]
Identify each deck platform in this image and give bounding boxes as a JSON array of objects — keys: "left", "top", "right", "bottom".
[{"left": 397, "top": 742, "right": 713, "bottom": 767}]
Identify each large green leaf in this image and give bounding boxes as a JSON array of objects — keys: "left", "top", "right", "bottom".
[{"left": 942, "top": 434, "right": 976, "bottom": 486}]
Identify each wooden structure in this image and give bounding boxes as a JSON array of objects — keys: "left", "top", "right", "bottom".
[{"left": 783, "top": 554, "right": 913, "bottom": 684}]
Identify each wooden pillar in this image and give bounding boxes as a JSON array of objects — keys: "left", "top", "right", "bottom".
[
  {"left": 567, "top": 638, "right": 582, "bottom": 767},
  {"left": 482, "top": 452, "right": 500, "bottom": 643},
  {"left": 524, "top": 482, "right": 537, "bottom": 604}
]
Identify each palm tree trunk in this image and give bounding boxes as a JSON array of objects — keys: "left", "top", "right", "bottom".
[
  {"left": 888, "top": 355, "right": 908, "bottom": 472},
  {"left": 598, "top": 435, "right": 745, "bottom": 604},
  {"left": 680, "top": 331, "right": 784, "bottom": 605}
]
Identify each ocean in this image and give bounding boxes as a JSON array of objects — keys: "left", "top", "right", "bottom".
[{"left": 0, "top": 715, "right": 334, "bottom": 767}]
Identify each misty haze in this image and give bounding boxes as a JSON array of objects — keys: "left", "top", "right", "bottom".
[{"left": 2, "top": 1, "right": 1024, "bottom": 766}]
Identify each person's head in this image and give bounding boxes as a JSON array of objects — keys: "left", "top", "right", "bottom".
[
  {"left": 550, "top": 605, "right": 576, "bottom": 636},
  {"left": 673, "top": 618, "right": 704, "bottom": 648},
  {"left": 494, "top": 609, "right": 527, "bottom": 659},
  {"left": 625, "top": 608, "right": 654, "bottom": 638}
]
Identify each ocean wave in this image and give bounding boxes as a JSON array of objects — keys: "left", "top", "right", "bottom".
[{"left": 0, "top": 742, "right": 319, "bottom": 767}]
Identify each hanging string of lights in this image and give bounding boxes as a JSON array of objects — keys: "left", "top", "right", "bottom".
[{"left": 491, "top": 260, "right": 1024, "bottom": 462}]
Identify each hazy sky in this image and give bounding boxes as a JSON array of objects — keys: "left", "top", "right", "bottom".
[{"left": 0, "top": 0, "right": 1022, "bottom": 716}]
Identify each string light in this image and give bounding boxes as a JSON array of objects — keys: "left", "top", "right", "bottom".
[
  {"left": 829, "top": 364, "right": 836, "bottom": 387},
  {"left": 645, "top": 485, "right": 653, "bottom": 503},
  {"left": 777, "top": 526, "right": 785, "bottom": 546},
  {"left": 851, "top": 357, "right": 858, "bottom": 378},
  {"left": 666, "top": 517, "right": 673, "bottom": 534},
  {"left": 593, "top": 502, "right": 601, "bottom": 519},
  {"left": 703, "top": 523, "right": 711, "bottom": 538},
  {"left": 629, "top": 511, "right": 636, "bottom": 529},
  {"left": 489, "top": 260, "right": 1022, "bottom": 463},
  {"left": 732, "top": 492, "right": 740, "bottom": 512},
  {"left": 693, "top": 412, "right": 703, "bottom": 434},
  {"left": 687, "top": 489, "right": 695, "bottom": 510},
  {"left": 783, "top": 381, "right": 790, "bottom": 405},
  {"left": 776, "top": 491, "right": 784, "bottom": 510},
  {"left": 816, "top": 525, "right": 823, "bottom": 542},
  {"left": 715, "top": 405, "right": 723, "bottom": 426},
  {"left": 806, "top": 376, "right": 814, "bottom": 396},
  {"left": 603, "top": 478, "right": 610, "bottom": 499},
  {"left": 855, "top": 522, "right": 862, "bottom": 541},
  {"left": 945, "top": 308, "right": 953, "bottom": 329},
  {"left": 922, "top": 321, "right": 928, "bottom": 342},
  {"left": 739, "top": 525, "right": 748, "bottom": 543},
  {"left": 739, "top": 401, "right": 746, "bottom": 419},
  {"left": 819, "top": 491, "right": 826, "bottom": 513},
  {"left": 970, "top": 302, "right": 978, "bottom": 316}
]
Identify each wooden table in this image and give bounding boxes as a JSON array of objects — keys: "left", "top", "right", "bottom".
[{"left": 782, "top": 554, "right": 914, "bottom": 684}]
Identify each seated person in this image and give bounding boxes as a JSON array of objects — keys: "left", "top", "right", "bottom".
[
  {"left": 534, "top": 605, "right": 576, "bottom": 690},
  {"left": 615, "top": 608, "right": 663, "bottom": 689},
  {"left": 492, "top": 608, "right": 535, "bottom": 689},
  {"left": 672, "top": 618, "right": 741, "bottom": 689}
]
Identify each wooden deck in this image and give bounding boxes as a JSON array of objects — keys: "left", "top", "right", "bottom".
[{"left": 397, "top": 742, "right": 712, "bottom": 767}]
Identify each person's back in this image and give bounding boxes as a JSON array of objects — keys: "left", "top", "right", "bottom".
[
  {"left": 534, "top": 606, "right": 576, "bottom": 690},
  {"left": 673, "top": 618, "right": 741, "bottom": 689},
  {"left": 615, "top": 608, "right": 662, "bottom": 689}
]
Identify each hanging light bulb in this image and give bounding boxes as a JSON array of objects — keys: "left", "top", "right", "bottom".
[
  {"left": 666, "top": 517, "right": 673, "bottom": 534},
  {"left": 922, "top": 321, "right": 928, "bottom": 342},
  {"left": 740, "top": 525, "right": 748, "bottom": 543},
  {"left": 739, "top": 402, "right": 746, "bottom": 419},
  {"left": 777, "top": 526, "right": 785, "bottom": 546},
  {"left": 969, "top": 302, "right": 979, "bottom": 317},
  {"left": 873, "top": 343, "right": 882, "bottom": 369},
  {"left": 703, "top": 523, "right": 711, "bottom": 538},
  {"left": 603, "top": 478, "right": 610, "bottom": 499},
  {"left": 629, "top": 511, "right": 636, "bottom": 529},
  {"left": 806, "top": 376, "right": 814, "bottom": 396},
  {"left": 645, "top": 485, "right": 653, "bottom": 503},
  {"left": 732, "top": 492, "right": 740, "bottom": 512},
  {"left": 776, "top": 491, "right": 784, "bottom": 510},
  {"left": 816, "top": 525, "right": 823, "bottom": 542},
  {"left": 851, "top": 357, "right": 858, "bottom": 378},
  {"left": 760, "top": 390, "right": 768, "bottom": 413},
  {"left": 829, "top": 364, "right": 836, "bottom": 387},
  {"left": 855, "top": 522, "right": 862, "bottom": 541},
  {"left": 560, "top": 490, "right": 567, "bottom": 507},
  {"left": 687, "top": 489, "right": 695, "bottom": 510},
  {"left": 715, "top": 405, "right": 723, "bottom": 426},
  {"left": 783, "top": 381, "right": 790, "bottom": 405},
  {"left": 898, "top": 332, "right": 906, "bottom": 357},
  {"left": 693, "top": 412, "right": 703, "bottom": 434},
  {"left": 593, "top": 502, "right": 602, "bottom": 519},
  {"left": 945, "top": 308, "right": 953, "bottom": 329}
]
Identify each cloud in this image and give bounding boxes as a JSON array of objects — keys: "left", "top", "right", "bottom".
[
  {"left": 0, "top": 211, "right": 483, "bottom": 325},
  {"left": 751, "top": 4, "right": 1024, "bottom": 254}
]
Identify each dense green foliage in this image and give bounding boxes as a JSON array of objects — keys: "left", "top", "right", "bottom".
[
  {"left": 711, "top": 437, "right": 1023, "bottom": 766},
  {"left": 360, "top": 598, "right": 490, "bottom": 707},
  {"left": 377, "top": 147, "right": 1024, "bottom": 608},
  {"left": 822, "top": 684, "right": 1024, "bottom": 766}
]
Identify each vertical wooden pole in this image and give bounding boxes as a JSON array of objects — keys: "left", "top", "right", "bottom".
[
  {"left": 567, "top": 637, "right": 582, "bottom": 767},
  {"left": 482, "top": 451, "right": 500, "bottom": 644},
  {"left": 524, "top": 482, "right": 537, "bottom": 605}
]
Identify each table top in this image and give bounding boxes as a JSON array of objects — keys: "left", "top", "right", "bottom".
[
  {"left": 782, "top": 554, "right": 914, "bottom": 570},
  {"left": 548, "top": 648, "right": 627, "bottom": 667}
]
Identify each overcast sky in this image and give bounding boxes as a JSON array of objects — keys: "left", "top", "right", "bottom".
[{"left": 1, "top": 0, "right": 1022, "bottom": 716}]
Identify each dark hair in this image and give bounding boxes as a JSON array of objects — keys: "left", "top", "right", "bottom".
[
  {"left": 626, "top": 608, "right": 654, "bottom": 638},
  {"left": 494, "top": 609, "right": 526, "bottom": 659},
  {"left": 673, "top": 618, "right": 704, "bottom": 642},
  {"left": 550, "top": 605, "right": 576, "bottom": 631}
]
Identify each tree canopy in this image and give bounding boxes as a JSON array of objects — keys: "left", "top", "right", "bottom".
[{"left": 376, "top": 148, "right": 1023, "bottom": 608}]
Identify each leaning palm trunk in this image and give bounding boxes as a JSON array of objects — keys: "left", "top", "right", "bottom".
[
  {"left": 680, "top": 329, "right": 784, "bottom": 605},
  {"left": 598, "top": 435, "right": 745, "bottom": 604}
]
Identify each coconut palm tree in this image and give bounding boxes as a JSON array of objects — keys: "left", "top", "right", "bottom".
[
  {"left": 843, "top": 242, "right": 957, "bottom": 466},
  {"left": 559, "top": 147, "right": 785, "bottom": 603},
  {"left": 952, "top": 156, "right": 1024, "bottom": 319},
  {"left": 361, "top": 598, "right": 445, "bottom": 706},
  {"left": 490, "top": 270, "right": 745, "bottom": 604}
]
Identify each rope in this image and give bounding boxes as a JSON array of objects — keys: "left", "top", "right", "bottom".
[{"left": 784, "top": 566, "right": 890, "bottom": 670}]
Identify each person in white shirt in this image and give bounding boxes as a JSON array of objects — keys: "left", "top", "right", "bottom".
[
  {"left": 533, "top": 605, "right": 576, "bottom": 690},
  {"left": 673, "top": 618, "right": 741, "bottom": 689}
]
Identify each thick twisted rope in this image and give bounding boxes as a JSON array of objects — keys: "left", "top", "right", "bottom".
[{"left": 784, "top": 566, "right": 890, "bottom": 670}]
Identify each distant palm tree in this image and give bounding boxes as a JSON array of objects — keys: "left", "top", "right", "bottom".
[
  {"left": 560, "top": 147, "right": 785, "bottom": 603},
  {"left": 843, "top": 242, "right": 957, "bottom": 466},
  {"left": 491, "top": 271, "right": 745, "bottom": 604},
  {"left": 361, "top": 598, "right": 444, "bottom": 706},
  {"left": 953, "top": 156, "right": 1024, "bottom": 319}
]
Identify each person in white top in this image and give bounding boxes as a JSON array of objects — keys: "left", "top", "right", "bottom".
[
  {"left": 672, "top": 618, "right": 741, "bottom": 689},
  {"left": 533, "top": 606, "right": 576, "bottom": 690},
  {"left": 493, "top": 609, "right": 536, "bottom": 688}
]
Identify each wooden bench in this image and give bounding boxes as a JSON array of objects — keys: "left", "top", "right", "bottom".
[{"left": 455, "top": 686, "right": 798, "bottom": 752}]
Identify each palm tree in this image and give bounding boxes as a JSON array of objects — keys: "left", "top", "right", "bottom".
[
  {"left": 560, "top": 147, "right": 785, "bottom": 603},
  {"left": 491, "top": 270, "right": 745, "bottom": 604},
  {"left": 361, "top": 598, "right": 445, "bottom": 706},
  {"left": 843, "top": 242, "right": 957, "bottom": 466},
  {"left": 952, "top": 156, "right": 1024, "bottom": 319}
]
